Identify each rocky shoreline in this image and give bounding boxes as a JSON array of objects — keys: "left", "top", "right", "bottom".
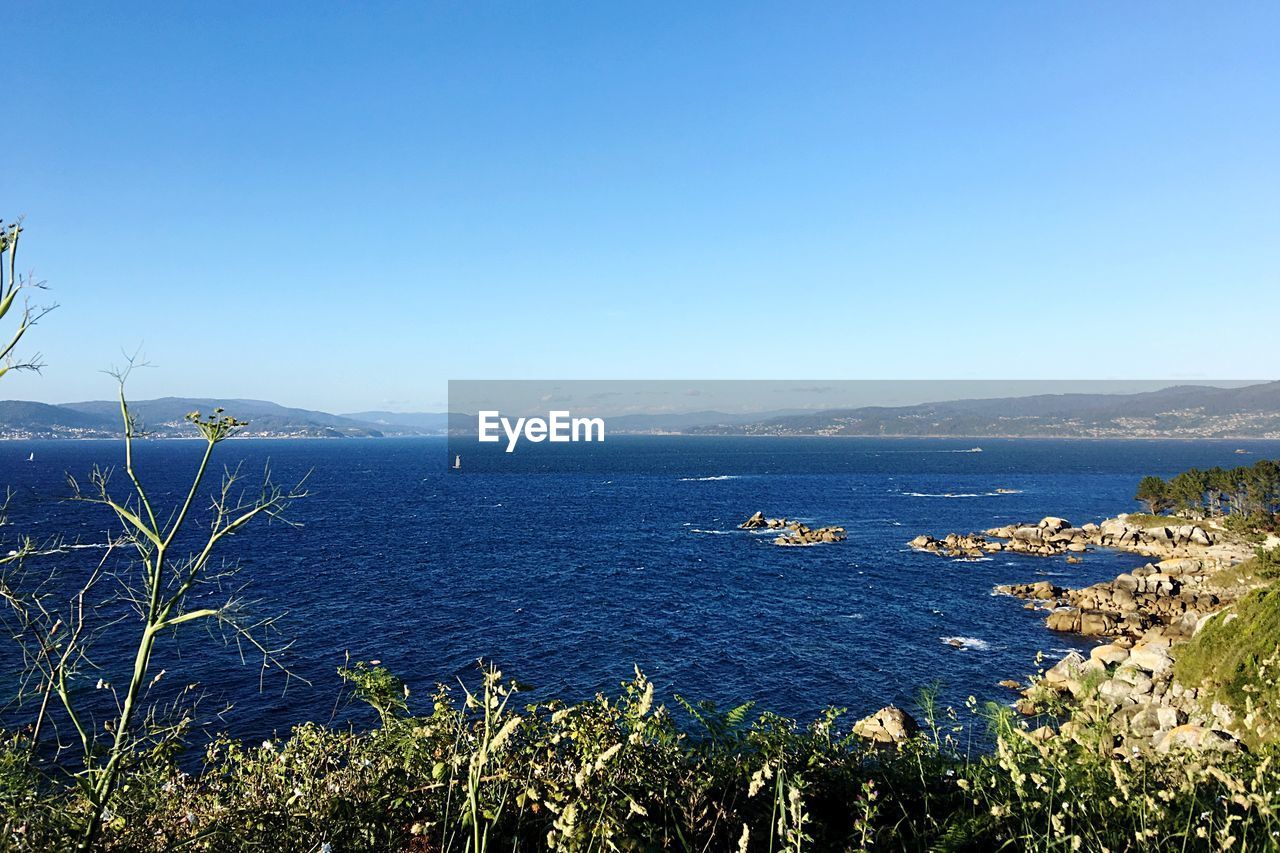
[{"left": 845, "top": 513, "right": 1269, "bottom": 752}]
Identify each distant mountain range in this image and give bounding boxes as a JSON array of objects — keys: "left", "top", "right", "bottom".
[
  {"left": 0, "top": 398, "right": 449, "bottom": 439},
  {"left": 685, "top": 382, "right": 1280, "bottom": 439},
  {"left": 2, "top": 382, "right": 1279, "bottom": 439}
]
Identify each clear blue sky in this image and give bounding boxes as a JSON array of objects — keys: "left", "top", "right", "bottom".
[{"left": 5, "top": 2, "right": 1277, "bottom": 412}]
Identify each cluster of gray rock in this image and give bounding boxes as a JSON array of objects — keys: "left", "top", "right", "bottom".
[
  {"left": 911, "top": 515, "right": 1223, "bottom": 561},
  {"left": 1018, "top": 639, "right": 1242, "bottom": 754},
  {"left": 906, "top": 532, "right": 993, "bottom": 559},
  {"left": 1001, "top": 558, "right": 1225, "bottom": 641},
  {"left": 849, "top": 639, "right": 1243, "bottom": 754},
  {"left": 913, "top": 514, "right": 1252, "bottom": 645},
  {"left": 993, "top": 543, "right": 1256, "bottom": 651},
  {"left": 905, "top": 511, "right": 1264, "bottom": 753},
  {"left": 738, "top": 512, "right": 847, "bottom": 546},
  {"left": 909, "top": 516, "right": 1093, "bottom": 558}
]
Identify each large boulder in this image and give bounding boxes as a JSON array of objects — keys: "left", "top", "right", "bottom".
[
  {"left": 1039, "top": 516, "right": 1072, "bottom": 533},
  {"left": 1090, "top": 642, "right": 1131, "bottom": 666},
  {"left": 1126, "top": 643, "right": 1173, "bottom": 676},
  {"left": 853, "top": 706, "right": 920, "bottom": 745},
  {"left": 1043, "top": 651, "right": 1086, "bottom": 684},
  {"left": 1187, "top": 526, "right": 1214, "bottom": 546},
  {"left": 1111, "top": 663, "right": 1155, "bottom": 695},
  {"left": 1100, "top": 518, "right": 1137, "bottom": 542},
  {"left": 1154, "top": 725, "right": 1240, "bottom": 754},
  {"left": 1079, "top": 610, "right": 1117, "bottom": 636},
  {"left": 739, "top": 512, "right": 767, "bottom": 530}
]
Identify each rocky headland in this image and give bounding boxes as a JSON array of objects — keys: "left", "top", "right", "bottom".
[{"left": 903, "top": 513, "right": 1270, "bottom": 754}]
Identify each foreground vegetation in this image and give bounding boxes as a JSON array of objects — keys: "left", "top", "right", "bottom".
[{"left": 0, "top": 663, "right": 1278, "bottom": 851}]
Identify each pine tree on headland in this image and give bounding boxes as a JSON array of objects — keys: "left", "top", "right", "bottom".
[
  {"left": 1135, "top": 475, "right": 1172, "bottom": 515},
  {"left": 1169, "top": 468, "right": 1209, "bottom": 515}
]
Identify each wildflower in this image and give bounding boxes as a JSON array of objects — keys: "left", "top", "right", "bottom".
[
  {"left": 320, "top": 843, "right": 333, "bottom": 853},
  {"left": 262, "top": 740, "right": 275, "bottom": 752}
]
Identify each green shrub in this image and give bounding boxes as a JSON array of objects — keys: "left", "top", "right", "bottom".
[{"left": 4, "top": 665, "right": 1280, "bottom": 851}]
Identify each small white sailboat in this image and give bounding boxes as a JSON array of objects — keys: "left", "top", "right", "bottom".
[
  {"left": 26, "top": 452, "right": 34, "bottom": 462},
  {"left": 452, "top": 454, "right": 461, "bottom": 470}
]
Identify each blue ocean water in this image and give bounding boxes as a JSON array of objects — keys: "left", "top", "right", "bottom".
[{"left": 2, "top": 436, "right": 1276, "bottom": 743}]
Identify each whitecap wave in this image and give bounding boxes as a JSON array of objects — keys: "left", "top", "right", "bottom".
[
  {"left": 902, "top": 492, "right": 1000, "bottom": 499},
  {"left": 31, "top": 543, "right": 115, "bottom": 556},
  {"left": 690, "top": 529, "right": 731, "bottom": 535},
  {"left": 941, "top": 636, "right": 991, "bottom": 650},
  {"left": 678, "top": 475, "right": 739, "bottom": 482},
  {"left": 867, "top": 448, "right": 984, "bottom": 454}
]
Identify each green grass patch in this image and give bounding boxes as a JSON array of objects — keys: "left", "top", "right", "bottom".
[
  {"left": 1121, "top": 513, "right": 1200, "bottom": 528},
  {"left": 1174, "top": 582, "right": 1280, "bottom": 744}
]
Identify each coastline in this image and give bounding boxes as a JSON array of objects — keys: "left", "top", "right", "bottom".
[{"left": 906, "top": 510, "right": 1271, "bottom": 753}]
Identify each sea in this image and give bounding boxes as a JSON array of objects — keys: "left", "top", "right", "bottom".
[{"left": 1, "top": 435, "right": 1276, "bottom": 744}]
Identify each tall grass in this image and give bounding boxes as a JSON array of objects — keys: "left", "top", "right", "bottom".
[{"left": 2, "top": 662, "right": 1278, "bottom": 851}]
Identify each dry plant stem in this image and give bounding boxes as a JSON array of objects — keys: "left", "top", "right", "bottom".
[
  {"left": 71, "top": 386, "right": 304, "bottom": 850},
  {"left": 0, "top": 219, "right": 55, "bottom": 377}
]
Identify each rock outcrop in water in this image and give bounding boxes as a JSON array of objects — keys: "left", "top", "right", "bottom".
[
  {"left": 908, "top": 532, "right": 992, "bottom": 558},
  {"left": 739, "top": 512, "right": 846, "bottom": 546},
  {"left": 739, "top": 511, "right": 785, "bottom": 530},
  {"left": 773, "top": 523, "right": 847, "bottom": 546},
  {"left": 852, "top": 706, "right": 919, "bottom": 746}
]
